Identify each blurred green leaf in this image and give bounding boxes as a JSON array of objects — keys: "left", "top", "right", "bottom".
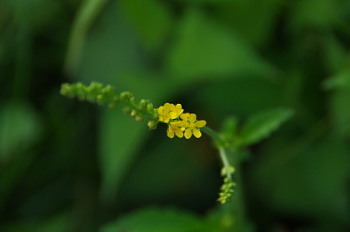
[
  {"left": 323, "top": 68, "right": 350, "bottom": 90},
  {"left": 120, "top": 0, "right": 173, "bottom": 50},
  {"left": 211, "top": 0, "right": 280, "bottom": 47},
  {"left": 330, "top": 89, "right": 350, "bottom": 137},
  {"left": 323, "top": 34, "right": 346, "bottom": 72},
  {"left": 167, "top": 8, "right": 274, "bottom": 80},
  {"left": 101, "top": 207, "right": 211, "bottom": 232},
  {"left": 323, "top": 68, "right": 350, "bottom": 136},
  {"left": 180, "top": 0, "right": 230, "bottom": 3},
  {"left": 99, "top": 110, "right": 147, "bottom": 203},
  {"left": 65, "top": 0, "right": 110, "bottom": 75},
  {"left": 289, "top": 0, "right": 340, "bottom": 30},
  {"left": 1, "top": 212, "right": 71, "bottom": 232},
  {"left": 252, "top": 138, "right": 350, "bottom": 227},
  {"left": 192, "top": 78, "right": 285, "bottom": 119},
  {"left": 206, "top": 204, "right": 254, "bottom": 232},
  {"left": 76, "top": 0, "right": 145, "bottom": 86},
  {"left": 0, "top": 102, "right": 41, "bottom": 162},
  {"left": 118, "top": 138, "right": 218, "bottom": 208},
  {"left": 219, "top": 117, "right": 239, "bottom": 146},
  {"left": 239, "top": 108, "right": 294, "bottom": 146}
]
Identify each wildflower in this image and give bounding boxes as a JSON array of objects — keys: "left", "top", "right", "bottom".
[
  {"left": 180, "top": 113, "right": 207, "bottom": 139},
  {"left": 157, "top": 103, "right": 183, "bottom": 123},
  {"left": 167, "top": 121, "right": 185, "bottom": 138},
  {"left": 218, "top": 177, "right": 235, "bottom": 204}
]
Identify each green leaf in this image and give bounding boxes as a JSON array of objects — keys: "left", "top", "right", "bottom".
[
  {"left": 323, "top": 68, "right": 350, "bottom": 90},
  {"left": 179, "top": 0, "right": 230, "bottom": 3},
  {"left": 323, "top": 68, "right": 350, "bottom": 136},
  {"left": 64, "top": 0, "right": 110, "bottom": 75},
  {"left": 100, "top": 207, "right": 210, "bottom": 232},
  {"left": 99, "top": 110, "right": 147, "bottom": 203},
  {"left": 0, "top": 102, "right": 41, "bottom": 162},
  {"left": 166, "top": 8, "right": 274, "bottom": 80},
  {"left": 239, "top": 108, "right": 294, "bottom": 146},
  {"left": 250, "top": 138, "right": 349, "bottom": 227},
  {"left": 322, "top": 34, "right": 346, "bottom": 72},
  {"left": 1, "top": 212, "right": 71, "bottom": 232},
  {"left": 120, "top": 0, "right": 173, "bottom": 50},
  {"left": 289, "top": 0, "right": 340, "bottom": 30},
  {"left": 328, "top": 88, "right": 350, "bottom": 137},
  {"left": 219, "top": 116, "right": 239, "bottom": 147},
  {"left": 211, "top": 0, "right": 280, "bottom": 47},
  {"left": 75, "top": 0, "right": 149, "bottom": 86}
]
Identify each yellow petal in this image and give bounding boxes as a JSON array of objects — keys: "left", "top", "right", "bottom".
[
  {"left": 163, "top": 116, "right": 170, "bottom": 123},
  {"left": 193, "top": 129, "right": 202, "bottom": 138},
  {"left": 169, "top": 111, "right": 177, "bottom": 119},
  {"left": 167, "top": 128, "right": 174, "bottom": 138},
  {"left": 184, "top": 129, "right": 192, "bottom": 139},
  {"left": 195, "top": 120, "right": 206, "bottom": 127},
  {"left": 189, "top": 113, "right": 197, "bottom": 121},
  {"left": 175, "top": 130, "right": 183, "bottom": 138},
  {"left": 180, "top": 113, "right": 190, "bottom": 121}
]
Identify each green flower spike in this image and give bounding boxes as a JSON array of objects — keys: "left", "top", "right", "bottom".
[
  {"left": 60, "top": 82, "right": 159, "bottom": 129},
  {"left": 218, "top": 167, "right": 236, "bottom": 204}
]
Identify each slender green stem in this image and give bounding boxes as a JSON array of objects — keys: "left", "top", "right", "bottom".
[
  {"left": 64, "top": 0, "right": 110, "bottom": 75},
  {"left": 202, "top": 127, "right": 233, "bottom": 178},
  {"left": 219, "top": 148, "right": 233, "bottom": 177},
  {"left": 219, "top": 148, "right": 230, "bottom": 167},
  {"left": 201, "top": 126, "right": 224, "bottom": 146}
]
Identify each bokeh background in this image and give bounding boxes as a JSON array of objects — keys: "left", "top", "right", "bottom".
[{"left": 1, "top": 0, "right": 350, "bottom": 231}]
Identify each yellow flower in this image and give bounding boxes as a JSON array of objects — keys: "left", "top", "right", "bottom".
[
  {"left": 167, "top": 121, "right": 185, "bottom": 138},
  {"left": 180, "top": 113, "right": 207, "bottom": 139},
  {"left": 157, "top": 103, "right": 183, "bottom": 123}
]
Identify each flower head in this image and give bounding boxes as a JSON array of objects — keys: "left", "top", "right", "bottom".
[
  {"left": 157, "top": 103, "right": 183, "bottom": 123},
  {"left": 180, "top": 113, "right": 207, "bottom": 139},
  {"left": 156, "top": 103, "right": 206, "bottom": 139},
  {"left": 167, "top": 121, "right": 185, "bottom": 138}
]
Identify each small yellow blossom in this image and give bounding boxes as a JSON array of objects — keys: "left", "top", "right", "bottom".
[
  {"left": 167, "top": 121, "right": 185, "bottom": 138},
  {"left": 180, "top": 113, "right": 207, "bottom": 139},
  {"left": 157, "top": 103, "right": 183, "bottom": 123}
]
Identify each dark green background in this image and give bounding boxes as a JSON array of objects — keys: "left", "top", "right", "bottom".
[{"left": 1, "top": 0, "right": 350, "bottom": 231}]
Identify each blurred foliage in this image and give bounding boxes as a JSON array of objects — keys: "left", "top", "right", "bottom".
[
  {"left": 101, "top": 207, "right": 209, "bottom": 232},
  {"left": 1, "top": 0, "right": 350, "bottom": 232}
]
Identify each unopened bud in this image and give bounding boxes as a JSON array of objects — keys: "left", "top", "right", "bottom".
[
  {"left": 120, "top": 92, "right": 132, "bottom": 101},
  {"left": 147, "top": 120, "right": 157, "bottom": 129},
  {"left": 130, "top": 110, "right": 137, "bottom": 117},
  {"left": 146, "top": 103, "right": 154, "bottom": 111},
  {"left": 140, "top": 99, "right": 148, "bottom": 108},
  {"left": 135, "top": 116, "right": 143, "bottom": 122}
]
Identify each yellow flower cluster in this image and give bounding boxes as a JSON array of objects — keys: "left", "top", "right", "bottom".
[{"left": 157, "top": 103, "right": 206, "bottom": 139}]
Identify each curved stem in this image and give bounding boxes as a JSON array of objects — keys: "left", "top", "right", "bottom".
[
  {"left": 202, "top": 127, "right": 233, "bottom": 178},
  {"left": 65, "top": 0, "right": 110, "bottom": 75},
  {"left": 201, "top": 126, "right": 225, "bottom": 146}
]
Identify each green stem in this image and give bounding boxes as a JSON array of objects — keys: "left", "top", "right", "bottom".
[
  {"left": 219, "top": 148, "right": 230, "bottom": 167},
  {"left": 201, "top": 126, "right": 224, "bottom": 146},
  {"left": 64, "top": 0, "right": 110, "bottom": 75},
  {"left": 219, "top": 148, "right": 233, "bottom": 178},
  {"left": 202, "top": 127, "right": 233, "bottom": 178},
  {"left": 228, "top": 149, "right": 252, "bottom": 230}
]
